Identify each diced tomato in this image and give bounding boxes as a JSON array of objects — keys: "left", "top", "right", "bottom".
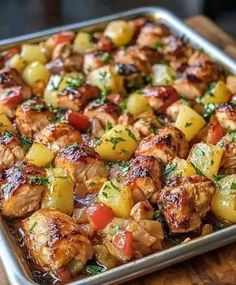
[
  {"left": 107, "top": 93, "right": 122, "bottom": 105},
  {"left": 1, "top": 87, "right": 24, "bottom": 107},
  {"left": 86, "top": 203, "right": 115, "bottom": 230},
  {"left": 3, "top": 47, "right": 18, "bottom": 62},
  {"left": 143, "top": 86, "right": 179, "bottom": 113},
  {"left": 48, "top": 31, "right": 74, "bottom": 50},
  {"left": 96, "top": 36, "right": 113, "bottom": 52},
  {"left": 113, "top": 231, "right": 133, "bottom": 257},
  {"left": 67, "top": 111, "right": 90, "bottom": 132},
  {"left": 206, "top": 116, "right": 224, "bottom": 144},
  {"left": 57, "top": 267, "right": 71, "bottom": 283}
]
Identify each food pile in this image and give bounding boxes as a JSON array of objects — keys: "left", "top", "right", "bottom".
[{"left": 0, "top": 17, "right": 236, "bottom": 284}]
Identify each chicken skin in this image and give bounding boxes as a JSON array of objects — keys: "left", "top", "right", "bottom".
[
  {"left": 15, "top": 99, "right": 53, "bottom": 137},
  {"left": 135, "top": 126, "right": 188, "bottom": 164},
  {"left": 22, "top": 208, "right": 93, "bottom": 273},
  {"left": 159, "top": 176, "right": 215, "bottom": 233},
  {"left": 0, "top": 132, "right": 25, "bottom": 170},
  {"left": 55, "top": 143, "right": 108, "bottom": 188},
  {"left": 125, "top": 156, "right": 162, "bottom": 203},
  {"left": 35, "top": 123, "right": 82, "bottom": 153},
  {"left": 0, "top": 68, "right": 31, "bottom": 117},
  {"left": 215, "top": 103, "right": 236, "bottom": 131},
  {"left": 0, "top": 162, "right": 46, "bottom": 218}
]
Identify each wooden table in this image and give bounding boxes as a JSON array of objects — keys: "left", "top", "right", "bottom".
[{"left": 1, "top": 15, "right": 236, "bottom": 285}]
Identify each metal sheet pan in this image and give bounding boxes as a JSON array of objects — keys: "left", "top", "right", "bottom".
[{"left": 0, "top": 6, "right": 236, "bottom": 285}]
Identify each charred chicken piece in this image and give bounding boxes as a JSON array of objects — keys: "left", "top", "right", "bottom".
[
  {"left": 142, "top": 86, "right": 179, "bottom": 113},
  {"left": 125, "top": 156, "right": 162, "bottom": 203},
  {"left": 22, "top": 208, "right": 93, "bottom": 273},
  {"left": 173, "top": 74, "right": 207, "bottom": 100},
  {"left": 215, "top": 103, "right": 236, "bottom": 131},
  {"left": 55, "top": 143, "right": 108, "bottom": 189},
  {"left": 84, "top": 99, "right": 119, "bottom": 131},
  {"left": 159, "top": 176, "right": 215, "bottom": 233},
  {"left": 35, "top": 123, "right": 82, "bottom": 153},
  {"left": 57, "top": 84, "right": 99, "bottom": 112},
  {"left": 136, "top": 22, "right": 170, "bottom": 47},
  {"left": 218, "top": 132, "right": 236, "bottom": 173},
  {"left": 0, "top": 132, "right": 25, "bottom": 170},
  {"left": 0, "top": 162, "right": 46, "bottom": 218},
  {"left": 15, "top": 99, "right": 53, "bottom": 137},
  {"left": 0, "top": 68, "right": 31, "bottom": 117},
  {"left": 133, "top": 110, "right": 161, "bottom": 137},
  {"left": 135, "top": 126, "right": 188, "bottom": 164}
]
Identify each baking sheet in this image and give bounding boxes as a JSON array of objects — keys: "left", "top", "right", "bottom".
[{"left": 0, "top": 6, "right": 236, "bottom": 285}]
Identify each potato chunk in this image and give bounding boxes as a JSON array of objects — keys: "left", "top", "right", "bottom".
[
  {"left": 26, "top": 142, "right": 54, "bottom": 167},
  {"left": 127, "top": 93, "right": 150, "bottom": 115},
  {"left": 73, "top": 32, "right": 94, "bottom": 53},
  {"left": 95, "top": 124, "right": 139, "bottom": 161},
  {"left": 175, "top": 104, "right": 206, "bottom": 141},
  {"left": 188, "top": 143, "right": 223, "bottom": 180},
  {"left": 41, "top": 168, "right": 74, "bottom": 214},
  {"left": 97, "top": 180, "right": 134, "bottom": 217},
  {"left": 201, "top": 81, "right": 231, "bottom": 104},
  {"left": 21, "top": 44, "right": 47, "bottom": 64},
  {"left": 22, "top": 61, "right": 50, "bottom": 87},
  {"left": 0, "top": 113, "right": 14, "bottom": 132}
]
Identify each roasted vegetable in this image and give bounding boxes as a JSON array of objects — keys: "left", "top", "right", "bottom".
[
  {"left": 152, "top": 64, "right": 176, "bottom": 86},
  {"left": 41, "top": 168, "right": 74, "bottom": 214},
  {"left": 26, "top": 142, "right": 54, "bottom": 166},
  {"left": 95, "top": 124, "right": 139, "bottom": 161},
  {"left": 73, "top": 32, "right": 94, "bottom": 53},
  {"left": 21, "top": 44, "right": 47, "bottom": 64},
  {"left": 22, "top": 61, "right": 50, "bottom": 87},
  {"left": 127, "top": 92, "right": 150, "bottom": 115},
  {"left": 201, "top": 81, "right": 231, "bottom": 104},
  {"left": 0, "top": 113, "right": 14, "bottom": 132}
]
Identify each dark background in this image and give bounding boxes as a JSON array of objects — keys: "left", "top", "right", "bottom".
[{"left": 0, "top": 0, "right": 236, "bottom": 40}]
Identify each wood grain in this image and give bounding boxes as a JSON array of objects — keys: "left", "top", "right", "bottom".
[{"left": 0, "top": 15, "right": 236, "bottom": 285}]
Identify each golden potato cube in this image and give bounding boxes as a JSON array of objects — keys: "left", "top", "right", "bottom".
[
  {"left": 26, "top": 142, "right": 54, "bottom": 167},
  {"left": 6, "top": 54, "right": 26, "bottom": 73},
  {"left": 22, "top": 61, "right": 50, "bottom": 87},
  {"left": 127, "top": 93, "right": 151, "bottom": 115},
  {"left": 44, "top": 74, "right": 62, "bottom": 106},
  {"left": 0, "top": 113, "right": 14, "bottom": 132},
  {"left": 21, "top": 44, "right": 47, "bottom": 64},
  {"left": 201, "top": 81, "right": 231, "bottom": 104},
  {"left": 73, "top": 32, "right": 94, "bottom": 53},
  {"left": 175, "top": 104, "right": 206, "bottom": 141}
]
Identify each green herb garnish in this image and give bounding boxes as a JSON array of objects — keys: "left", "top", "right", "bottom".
[
  {"left": 86, "top": 264, "right": 106, "bottom": 275},
  {"left": 29, "top": 176, "right": 49, "bottom": 186},
  {"left": 109, "top": 137, "right": 126, "bottom": 150},
  {"left": 101, "top": 52, "right": 111, "bottom": 64},
  {"left": 20, "top": 136, "right": 32, "bottom": 152}
]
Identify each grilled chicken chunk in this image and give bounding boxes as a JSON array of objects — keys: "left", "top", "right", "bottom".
[
  {"left": 55, "top": 144, "right": 108, "bottom": 193},
  {"left": 83, "top": 51, "right": 109, "bottom": 74},
  {"left": 15, "top": 99, "right": 53, "bottom": 137},
  {"left": 125, "top": 156, "right": 162, "bottom": 203},
  {"left": 166, "top": 99, "right": 182, "bottom": 122},
  {"left": 218, "top": 132, "right": 236, "bottom": 173},
  {"left": 22, "top": 208, "right": 93, "bottom": 273},
  {"left": 0, "top": 68, "right": 31, "bottom": 117},
  {"left": 226, "top": 75, "right": 236, "bottom": 94},
  {"left": 142, "top": 86, "right": 179, "bottom": 113},
  {"left": 114, "top": 46, "right": 162, "bottom": 76},
  {"left": 0, "top": 162, "right": 46, "bottom": 217},
  {"left": 136, "top": 23, "right": 170, "bottom": 47},
  {"left": 0, "top": 132, "right": 24, "bottom": 170},
  {"left": 35, "top": 123, "right": 82, "bottom": 153},
  {"left": 84, "top": 100, "right": 119, "bottom": 129},
  {"left": 159, "top": 176, "right": 215, "bottom": 233},
  {"left": 215, "top": 103, "right": 236, "bottom": 131},
  {"left": 57, "top": 84, "right": 99, "bottom": 112},
  {"left": 135, "top": 126, "right": 188, "bottom": 164},
  {"left": 130, "top": 200, "right": 154, "bottom": 221},
  {"left": 133, "top": 110, "right": 161, "bottom": 137}
]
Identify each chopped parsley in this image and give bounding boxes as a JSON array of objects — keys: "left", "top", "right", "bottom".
[
  {"left": 154, "top": 41, "right": 165, "bottom": 51},
  {"left": 66, "top": 75, "right": 83, "bottom": 89},
  {"left": 20, "top": 136, "right": 32, "bottom": 152},
  {"left": 125, "top": 127, "right": 137, "bottom": 142},
  {"left": 86, "top": 264, "right": 106, "bottom": 275},
  {"left": 29, "top": 176, "right": 49, "bottom": 186},
  {"left": 153, "top": 210, "right": 164, "bottom": 223},
  {"left": 98, "top": 71, "right": 109, "bottom": 84},
  {"left": 32, "top": 104, "right": 47, "bottom": 112},
  {"left": 101, "top": 52, "right": 111, "bottom": 64},
  {"left": 184, "top": 122, "right": 192, "bottom": 128},
  {"left": 104, "top": 121, "right": 112, "bottom": 133},
  {"left": 164, "top": 164, "right": 177, "bottom": 176},
  {"left": 231, "top": 182, "right": 236, "bottom": 190},
  {"left": 143, "top": 76, "right": 153, "bottom": 85},
  {"left": 202, "top": 103, "right": 216, "bottom": 119},
  {"left": 205, "top": 82, "right": 217, "bottom": 98},
  {"left": 150, "top": 125, "right": 158, "bottom": 134},
  {"left": 127, "top": 78, "right": 142, "bottom": 91},
  {"left": 167, "top": 235, "right": 182, "bottom": 245},
  {"left": 109, "top": 137, "right": 126, "bottom": 150},
  {"left": 29, "top": 222, "right": 38, "bottom": 232},
  {"left": 119, "top": 99, "right": 128, "bottom": 111}
]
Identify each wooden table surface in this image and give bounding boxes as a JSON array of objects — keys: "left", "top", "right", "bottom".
[{"left": 1, "top": 15, "right": 236, "bottom": 285}]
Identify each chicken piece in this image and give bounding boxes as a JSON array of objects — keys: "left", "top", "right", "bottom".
[
  {"left": 159, "top": 176, "right": 215, "bottom": 233},
  {"left": 0, "top": 132, "right": 25, "bottom": 170},
  {"left": 166, "top": 99, "right": 182, "bottom": 122},
  {"left": 125, "top": 156, "right": 162, "bottom": 203},
  {"left": 51, "top": 42, "right": 71, "bottom": 61},
  {"left": 0, "top": 68, "right": 31, "bottom": 117},
  {"left": 114, "top": 46, "right": 162, "bottom": 76},
  {"left": 22, "top": 208, "right": 93, "bottom": 273},
  {"left": 133, "top": 110, "right": 161, "bottom": 137},
  {"left": 215, "top": 103, "right": 236, "bottom": 131},
  {"left": 35, "top": 123, "right": 82, "bottom": 153},
  {"left": 186, "top": 51, "right": 219, "bottom": 82},
  {"left": 55, "top": 143, "right": 108, "bottom": 188},
  {"left": 84, "top": 99, "right": 119, "bottom": 129},
  {"left": 226, "top": 75, "right": 236, "bottom": 94},
  {"left": 136, "top": 22, "right": 170, "bottom": 47},
  {"left": 0, "top": 162, "right": 46, "bottom": 217},
  {"left": 135, "top": 126, "right": 188, "bottom": 164},
  {"left": 83, "top": 51, "right": 109, "bottom": 74},
  {"left": 173, "top": 74, "right": 206, "bottom": 100},
  {"left": 57, "top": 84, "right": 99, "bottom": 112},
  {"left": 218, "top": 132, "right": 236, "bottom": 173},
  {"left": 118, "top": 111, "right": 134, "bottom": 126},
  {"left": 142, "top": 86, "right": 179, "bottom": 113},
  {"left": 130, "top": 200, "right": 154, "bottom": 221},
  {"left": 15, "top": 99, "right": 53, "bottom": 137}
]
